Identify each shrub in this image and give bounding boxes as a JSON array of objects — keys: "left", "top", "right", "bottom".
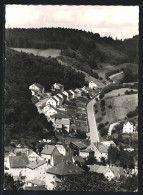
[
  {"left": 96, "top": 117, "right": 102, "bottom": 123},
  {"left": 98, "top": 123, "right": 104, "bottom": 130},
  {"left": 108, "top": 105, "right": 112, "bottom": 109}
]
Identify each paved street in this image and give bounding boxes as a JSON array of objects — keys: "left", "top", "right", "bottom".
[{"left": 87, "top": 98, "right": 100, "bottom": 143}]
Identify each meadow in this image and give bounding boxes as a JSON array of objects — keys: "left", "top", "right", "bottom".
[{"left": 11, "top": 48, "right": 61, "bottom": 58}]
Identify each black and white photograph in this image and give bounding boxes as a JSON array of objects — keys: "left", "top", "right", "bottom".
[{"left": 4, "top": 5, "right": 138, "bottom": 191}]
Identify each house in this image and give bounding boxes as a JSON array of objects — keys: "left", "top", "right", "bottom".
[
  {"left": 46, "top": 97, "right": 57, "bottom": 108},
  {"left": 53, "top": 95, "right": 60, "bottom": 106},
  {"left": 87, "top": 142, "right": 108, "bottom": 161},
  {"left": 88, "top": 164, "right": 125, "bottom": 180},
  {"left": 43, "top": 104, "right": 57, "bottom": 117},
  {"left": 56, "top": 93, "right": 64, "bottom": 100},
  {"left": 55, "top": 144, "right": 67, "bottom": 156},
  {"left": 55, "top": 95, "right": 63, "bottom": 106},
  {"left": 6, "top": 155, "right": 29, "bottom": 177},
  {"left": 74, "top": 88, "right": 82, "bottom": 97},
  {"left": 62, "top": 91, "right": 69, "bottom": 100},
  {"left": 55, "top": 118, "right": 70, "bottom": 133},
  {"left": 79, "top": 148, "right": 94, "bottom": 159},
  {"left": 27, "top": 150, "right": 43, "bottom": 163},
  {"left": 46, "top": 161, "right": 84, "bottom": 190},
  {"left": 69, "top": 90, "right": 75, "bottom": 99},
  {"left": 41, "top": 145, "right": 61, "bottom": 163},
  {"left": 31, "top": 96, "right": 39, "bottom": 104},
  {"left": 101, "top": 141, "right": 116, "bottom": 147},
  {"left": 4, "top": 146, "right": 14, "bottom": 155},
  {"left": 123, "top": 121, "right": 136, "bottom": 134},
  {"left": 25, "top": 159, "right": 48, "bottom": 182},
  {"left": 89, "top": 81, "right": 98, "bottom": 89},
  {"left": 81, "top": 86, "right": 89, "bottom": 94},
  {"left": 51, "top": 83, "right": 64, "bottom": 92},
  {"left": 29, "top": 83, "right": 45, "bottom": 95},
  {"left": 50, "top": 112, "right": 69, "bottom": 123},
  {"left": 72, "top": 156, "right": 85, "bottom": 166},
  {"left": 14, "top": 145, "right": 29, "bottom": 155},
  {"left": 70, "top": 141, "right": 87, "bottom": 156},
  {"left": 26, "top": 179, "right": 46, "bottom": 189}
]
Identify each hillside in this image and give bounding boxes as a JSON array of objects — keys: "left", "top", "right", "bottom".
[
  {"left": 95, "top": 89, "right": 138, "bottom": 126},
  {"left": 5, "top": 28, "right": 138, "bottom": 68},
  {"left": 4, "top": 48, "right": 87, "bottom": 148}
]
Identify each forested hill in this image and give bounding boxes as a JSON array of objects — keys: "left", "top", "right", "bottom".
[
  {"left": 5, "top": 28, "right": 138, "bottom": 66},
  {"left": 4, "top": 48, "right": 87, "bottom": 148}
]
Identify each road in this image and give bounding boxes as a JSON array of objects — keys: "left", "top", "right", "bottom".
[{"left": 87, "top": 98, "right": 100, "bottom": 143}]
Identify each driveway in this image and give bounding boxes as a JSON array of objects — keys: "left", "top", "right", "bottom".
[{"left": 87, "top": 98, "right": 100, "bottom": 143}]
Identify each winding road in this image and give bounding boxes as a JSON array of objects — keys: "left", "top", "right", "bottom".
[{"left": 87, "top": 98, "right": 100, "bottom": 143}]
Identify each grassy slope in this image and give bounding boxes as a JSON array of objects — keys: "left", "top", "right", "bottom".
[{"left": 95, "top": 92, "right": 138, "bottom": 125}]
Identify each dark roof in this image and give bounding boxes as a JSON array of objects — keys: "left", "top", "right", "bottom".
[
  {"left": 56, "top": 94, "right": 63, "bottom": 100},
  {"left": 35, "top": 83, "right": 44, "bottom": 89},
  {"left": 26, "top": 159, "right": 47, "bottom": 170},
  {"left": 31, "top": 96, "right": 39, "bottom": 104},
  {"left": 72, "top": 156, "right": 85, "bottom": 163},
  {"left": 93, "top": 142, "right": 108, "bottom": 153},
  {"left": 41, "top": 145, "right": 56, "bottom": 155},
  {"left": 52, "top": 154, "right": 64, "bottom": 166},
  {"left": 71, "top": 142, "right": 87, "bottom": 149},
  {"left": 9, "top": 155, "right": 29, "bottom": 168},
  {"left": 46, "top": 161, "right": 84, "bottom": 176},
  {"left": 25, "top": 186, "right": 47, "bottom": 191},
  {"left": 51, "top": 113, "right": 69, "bottom": 119},
  {"left": 27, "top": 179, "right": 45, "bottom": 186},
  {"left": 4, "top": 146, "right": 14, "bottom": 153}
]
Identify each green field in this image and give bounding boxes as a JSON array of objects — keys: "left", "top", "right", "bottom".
[
  {"left": 95, "top": 93, "right": 138, "bottom": 124},
  {"left": 11, "top": 48, "right": 61, "bottom": 57}
]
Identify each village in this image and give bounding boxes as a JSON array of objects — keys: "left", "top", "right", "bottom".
[{"left": 4, "top": 80, "right": 138, "bottom": 190}]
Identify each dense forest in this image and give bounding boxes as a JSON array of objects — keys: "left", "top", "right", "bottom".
[
  {"left": 4, "top": 48, "right": 87, "bottom": 149},
  {"left": 5, "top": 28, "right": 138, "bottom": 66}
]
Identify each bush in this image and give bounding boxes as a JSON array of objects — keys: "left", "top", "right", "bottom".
[
  {"left": 108, "top": 105, "right": 112, "bottom": 109},
  {"left": 98, "top": 123, "right": 104, "bottom": 130},
  {"left": 96, "top": 117, "right": 103, "bottom": 123}
]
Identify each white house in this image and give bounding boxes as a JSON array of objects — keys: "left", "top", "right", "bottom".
[
  {"left": 27, "top": 150, "right": 43, "bottom": 163},
  {"left": 62, "top": 91, "right": 69, "bottom": 100},
  {"left": 29, "top": 83, "right": 45, "bottom": 95},
  {"left": 81, "top": 86, "right": 89, "bottom": 93},
  {"left": 74, "top": 88, "right": 82, "bottom": 97},
  {"left": 25, "top": 159, "right": 48, "bottom": 182},
  {"left": 88, "top": 164, "right": 125, "bottom": 180},
  {"left": 46, "top": 97, "right": 57, "bottom": 108},
  {"left": 53, "top": 95, "right": 60, "bottom": 105},
  {"left": 40, "top": 145, "right": 61, "bottom": 163},
  {"left": 101, "top": 141, "right": 116, "bottom": 147},
  {"left": 69, "top": 90, "right": 75, "bottom": 99},
  {"left": 123, "top": 121, "right": 136, "bottom": 134},
  {"left": 5, "top": 155, "right": 29, "bottom": 177},
  {"left": 87, "top": 142, "right": 108, "bottom": 162},
  {"left": 51, "top": 83, "right": 64, "bottom": 92},
  {"left": 43, "top": 104, "right": 57, "bottom": 117},
  {"left": 89, "top": 81, "right": 98, "bottom": 89},
  {"left": 56, "top": 93, "right": 64, "bottom": 100},
  {"left": 79, "top": 148, "right": 94, "bottom": 159}
]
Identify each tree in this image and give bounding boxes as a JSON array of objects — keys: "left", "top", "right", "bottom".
[
  {"left": 108, "top": 146, "right": 119, "bottom": 164},
  {"left": 4, "top": 173, "right": 24, "bottom": 190}
]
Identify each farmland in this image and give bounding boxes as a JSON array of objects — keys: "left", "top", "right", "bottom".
[
  {"left": 11, "top": 48, "right": 61, "bottom": 57},
  {"left": 105, "top": 88, "right": 138, "bottom": 98}
]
